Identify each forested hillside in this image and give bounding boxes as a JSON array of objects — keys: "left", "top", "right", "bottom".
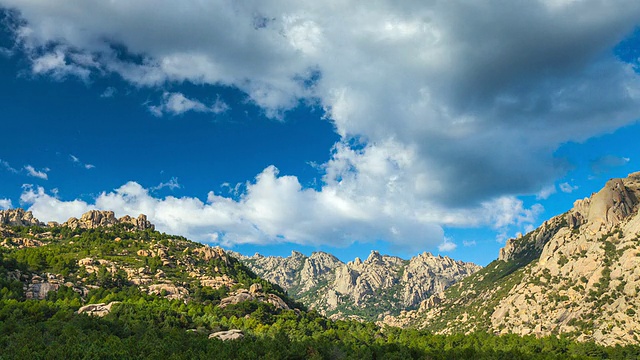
[{"left": 1, "top": 209, "right": 639, "bottom": 359}]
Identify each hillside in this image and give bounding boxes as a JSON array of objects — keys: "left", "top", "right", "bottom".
[
  {"left": 384, "top": 172, "right": 640, "bottom": 346},
  {"left": 0, "top": 209, "right": 296, "bottom": 310},
  {"left": 2, "top": 209, "right": 640, "bottom": 358},
  {"left": 232, "top": 249, "right": 480, "bottom": 321}
]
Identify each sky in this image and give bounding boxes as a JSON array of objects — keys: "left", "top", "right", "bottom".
[{"left": 1, "top": 1, "right": 640, "bottom": 266}]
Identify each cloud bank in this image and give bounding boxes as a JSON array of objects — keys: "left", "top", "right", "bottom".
[
  {"left": 3, "top": 1, "right": 640, "bottom": 250},
  {"left": 20, "top": 163, "right": 541, "bottom": 252}
]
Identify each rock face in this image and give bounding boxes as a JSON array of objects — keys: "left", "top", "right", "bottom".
[
  {"left": 234, "top": 249, "right": 480, "bottom": 320},
  {"left": 63, "top": 210, "right": 154, "bottom": 231},
  {"left": 77, "top": 302, "right": 120, "bottom": 317},
  {"left": 387, "top": 172, "right": 640, "bottom": 346},
  {"left": 209, "top": 329, "right": 244, "bottom": 341},
  {"left": 219, "top": 288, "right": 290, "bottom": 310},
  {"left": 0, "top": 209, "right": 43, "bottom": 227}
]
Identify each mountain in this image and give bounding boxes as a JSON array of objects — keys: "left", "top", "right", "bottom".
[
  {"left": 384, "top": 172, "right": 640, "bottom": 346},
  {"left": 2, "top": 209, "right": 640, "bottom": 357},
  {"left": 0, "top": 208, "right": 298, "bottom": 311},
  {"left": 231, "top": 249, "right": 481, "bottom": 321}
]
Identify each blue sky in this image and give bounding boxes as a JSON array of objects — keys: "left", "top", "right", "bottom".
[{"left": 1, "top": 2, "right": 640, "bottom": 266}]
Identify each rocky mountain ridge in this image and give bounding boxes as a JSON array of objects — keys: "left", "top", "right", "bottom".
[
  {"left": 231, "top": 248, "right": 481, "bottom": 321},
  {"left": 0, "top": 209, "right": 296, "bottom": 314},
  {"left": 384, "top": 172, "right": 640, "bottom": 346}
]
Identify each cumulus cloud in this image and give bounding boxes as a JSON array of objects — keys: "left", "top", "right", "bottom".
[
  {"left": 438, "top": 237, "right": 457, "bottom": 252},
  {"left": 19, "top": 160, "right": 543, "bottom": 252},
  {"left": 148, "top": 92, "right": 229, "bottom": 117},
  {"left": 2, "top": 1, "right": 639, "bottom": 249},
  {"left": 23, "top": 165, "right": 48, "bottom": 180},
  {"left": 0, "top": 198, "right": 12, "bottom": 209},
  {"left": 30, "top": 47, "right": 92, "bottom": 81},
  {"left": 20, "top": 185, "right": 92, "bottom": 223}
]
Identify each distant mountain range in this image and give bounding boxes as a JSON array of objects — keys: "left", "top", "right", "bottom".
[{"left": 230, "top": 249, "right": 480, "bottom": 321}]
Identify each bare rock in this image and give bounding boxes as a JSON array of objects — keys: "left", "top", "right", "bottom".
[
  {"left": 219, "top": 289, "right": 290, "bottom": 310},
  {"left": 0, "top": 209, "right": 43, "bottom": 227},
  {"left": 194, "top": 246, "right": 228, "bottom": 263},
  {"left": 77, "top": 302, "right": 120, "bottom": 317},
  {"left": 25, "top": 282, "right": 59, "bottom": 300},
  {"left": 209, "top": 329, "right": 244, "bottom": 341},
  {"left": 249, "top": 283, "right": 263, "bottom": 294},
  {"left": 147, "top": 284, "right": 189, "bottom": 300}
]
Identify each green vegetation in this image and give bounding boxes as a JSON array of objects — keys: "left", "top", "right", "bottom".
[{"left": 2, "top": 223, "right": 640, "bottom": 358}]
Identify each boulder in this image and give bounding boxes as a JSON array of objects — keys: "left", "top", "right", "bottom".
[
  {"left": 77, "top": 302, "right": 120, "bottom": 317},
  {"left": 208, "top": 329, "right": 244, "bottom": 341},
  {"left": 0, "top": 209, "right": 43, "bottom": 227}
]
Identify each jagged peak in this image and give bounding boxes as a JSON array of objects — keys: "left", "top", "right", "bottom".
[
  {"left": 365, "top": 250, "right": 382, "bottom": 263},
  {"left": 499, "top": 172, "right": 640, "bottom": 263},
  {"left": 0, "top": 208, "right": 43, "bottom": 227},
  {"left": 63, "top": 210, "right": 154, "bottom": 231},
  {"left": 309, "top": 251, "right": 340, "bottom": 262}
]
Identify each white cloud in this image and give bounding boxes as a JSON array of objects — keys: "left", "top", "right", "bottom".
[
  {"left": 23, "top": 165, "right": 48, "bottom": 180},
  {"left": 462, "top": 240, "right": 476, "bottom": 247},
  {"left": 559, "top": 182, "right": 578, "bottom": 193},
  {"left": 100, "top": 86, "right": 116, "bottom": 98},
  {"left": 151, "top": 177, "right": 181, "bottom": 192},
  {"left": 31, "top": 47, "right": 91, "bottom": 81},
  {"left": 19, "top": 159, "right": 544, "bottom": 252},
  {"left": 438, "top": 237, "right": 457, "bottom": 252},
  {"left": 0, "top": 159, "right": 18, "bottom": 173},
  {"left": 69, "top": 154, "right": 95, "bottom": 169},
  {"left": 19, "top": 185, "right": 93, "bottom": 223},
  {"left": 149, "top": 92, "right": 229, "bottom": 117},
  {"left": 2, "top": 1, "right": 640, "bottom": 250},
  {"left": 0, "top": 198, "right": 12, "bottom": 210},
  {"left": 536, "top": 185, "right": 557, "bottom": 200},
  {"left": 3, "top": 0, "right": 638, "bottom": 206}
]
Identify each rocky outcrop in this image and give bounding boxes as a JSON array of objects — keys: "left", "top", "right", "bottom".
[
  {"left": 209, "top": 329, "right": 244, "bottom": 341},
  {"left": 193, "top": 246, "right": 229, "bottom": 264},
  {"left": 387, "top": 172, "right": 640, "bottom": 346},
  {"left": 77, "top": 302, "right": 120, "bottom": 317},
  {"left": 498, "top": 214, "right": 566, "bottom": 262},
  {"left": 0, "top": 209, "right": 43, "bottom": 227},
  {"left": 566, "top": 175, "right": 639, "bottom": 234},
  {"left": 238, "top": 249, "right": 480, "bottom": 320},
  {"left": 63, "top": 211, "right": 154, "bottom": 231},
  {"left": 1, "top": 237, "right": 44, "bottom": 248},
  {"left": 118, "top": 214, "right": 154, "bottom": 231},
  {"left": 147, "top": 283, "right": 190, "bottom": 300},
  {"left": 219, "top": 287, "right": 290, "bottom": 310}
]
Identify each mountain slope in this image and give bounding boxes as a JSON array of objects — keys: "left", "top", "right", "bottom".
[
  {"left": 0, "top": 209, "right": 299, "bottom": 311},
  {"left": 233, "top": 249, "right": 481, "bottom": 321},
  {"left": 385, "top": 172, "right": 640, "bottom": 346}
]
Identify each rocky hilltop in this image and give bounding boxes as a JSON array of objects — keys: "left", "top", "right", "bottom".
[
  {"left": 232, "top": 249, "right": 481, "bottom": 321},
  {"left": 0, "top": 209, "right": 295, "bottom": 313},
  {"left": 0, "top": 208, "right": 43, "bottom": 227},
  {"left": 61, "top": 210, "right": 154, "bottom": 231},
  {"left": 385, "top": 172, "right": 640, "bottom": 346}
]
